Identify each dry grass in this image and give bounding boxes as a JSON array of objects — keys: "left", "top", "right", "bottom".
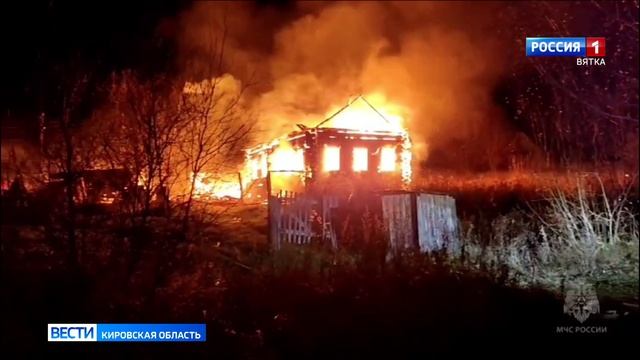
[
  {"left": 415, "top": 169, "right": 637, "bottom": 196},
  {"left": 462, "top": 177, "right": 639, "bottom": 297}
]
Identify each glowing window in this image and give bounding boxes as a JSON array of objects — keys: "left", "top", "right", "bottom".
[
  {"left": 353, "top": 147, "right": 368, "bottom": 172},
  {"left": 379, "top": 146, "right": 396, "bottom": 172},
  {"left": 323, "top": 145, "right": 341, "bottom": 172}
]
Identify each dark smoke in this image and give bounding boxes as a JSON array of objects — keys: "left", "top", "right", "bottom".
[{"left": 176, "top": 2, "right": 554, "bottom": 169}]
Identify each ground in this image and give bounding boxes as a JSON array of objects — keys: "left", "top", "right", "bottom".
[{"left": 1, "top": 170, "right": 638, "bottom": 356}]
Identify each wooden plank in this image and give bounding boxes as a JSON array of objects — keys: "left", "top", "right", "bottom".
[
  {"left": 269, "top": 196, "right": 282, "bottom": 250},
  {"left": 308, "top": 199, "right": 312, "bottom": 244},
  {"left": 288, "top": 202, "right": 293, "bottom": 243},
  {"left": 304, "top": 199, "right": 309, "bottom": 243},
  {"left": 301, "top": 202, "right": 306, "bottom": 244},
  {"left": 322, "top": 196, "right": 327, "bottom": 242},
  {"left": 304, "top": 202, "right": 308, "bottom": 244},
  {"left": 381, "top": 193, "right": 414, "bottom": 253},
  {"left": 295, "top": 203, "right": 300, "bottom": 244},
  {"left": 269, "top": 193, "right": 330, "bottom": 248},
  {"left": 416, "top": 193, "right": 459, "bottom": 254},
  {"left": 298, "top": 201, "right": 302, "bottom": 244}
]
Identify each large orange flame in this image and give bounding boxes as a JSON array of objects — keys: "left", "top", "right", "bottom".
[
  {"left": 269, "top": 140, "right": 305, "bottom": 172},
  {"left": 243, "top": 93, "right": 413, "bottom": 186},
  {"left": 352, "top": 147, "right": 368, "bottom": 172},
  {"left": 322, "top": 94, "right": 407, "bottom": 134},
  {"left": 192, "top": 172, "right": 242, "bottom": 199},
  {"left": 323, "top": 145, "right": 341, "bottom": 172},
  {"left": 379, "top": 146, "right": 397, "bottom": 172}
]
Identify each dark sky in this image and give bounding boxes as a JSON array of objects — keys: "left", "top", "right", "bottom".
[
  {"left": 0, "top": 1, "right": 636, "bottom": 170},
  {"left": 1, "top": 0, "right": 298, "bottom": 126},
  {"left": 2, "top": 1, "right": 190, "bottom": 122}
]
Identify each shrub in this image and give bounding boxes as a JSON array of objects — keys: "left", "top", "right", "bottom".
[{"left": 463, "top": 179, "right": 639, "bottom": 295}]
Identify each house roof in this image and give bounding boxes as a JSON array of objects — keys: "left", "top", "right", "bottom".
[
  {"left": 313, "top": 95, "right": 400, "bottom": 133},
  {"left": 246, "top": 96, "right": 406, "bottom": 155}
]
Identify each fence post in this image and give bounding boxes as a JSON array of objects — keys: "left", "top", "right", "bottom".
[
  {"left": 267, "top": 171, "right": 274, "bottom": 249},
  {"left": 321, "top": 195, "right": 326, "bottom": 245},
  {"left": 411, "top": 192, "right": 419, "bottom": 249},
  {"left": 269, "top": 195, "right": 281, "bottom": 250}
]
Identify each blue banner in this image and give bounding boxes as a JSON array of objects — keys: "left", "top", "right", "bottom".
[
  {"left": 526, "top": 37, "right": 586, "bottom": 57},
  {"left": 48, "top": 323, "right": 206, "bottom": 342}
]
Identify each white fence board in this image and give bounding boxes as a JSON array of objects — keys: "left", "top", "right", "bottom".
[
  {"left": 381, "top": 192, "right": 459, "bottom": 255},
  {"left": 382, "top": 193, "right": 415, "bottom": 251},
  {"left": 271, "top": 191, "right": 459, "bottom": 255},
  {"left": 270, "top": 194, "right": 315, "bottom": 248},
  {"left": 416, "top": 193, "right": 459, "bottom": 254}
]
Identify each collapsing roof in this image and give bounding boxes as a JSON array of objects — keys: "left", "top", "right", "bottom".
[
  {"left": 243, "top": 96, "right": 412, "bottom": 189},
  {"left": 248, "top": 95, "right": 408, "bottom": 156},
  {"left": 312, "top": 95, "right": 405, "bottom": 134}
]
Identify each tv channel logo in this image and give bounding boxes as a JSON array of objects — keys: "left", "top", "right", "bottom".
[
  {"left": 48, "top": 323, "right": 207, "bottom": 342},
  {"left": 526, "top": 37, "right": 606, "bottom": 57},
  {"left": 48, "top": 324, "right": 97, "bottom": 342},
  {"left": 585, "top": 37, "right": 605, "bottom": 57}
]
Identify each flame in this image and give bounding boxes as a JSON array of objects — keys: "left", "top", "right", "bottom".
[
  {"left": 247, "top": 153, "right": 268, "bottom": 180},
  {"left": 269, "top": 140, "right": 305, "bottom": 172},
  {"left": 99, "top": 192, "right": 116, "bottom": 204},
  {"left": 192, "top": 172, "right": 241, "bottom": 199},
  {"left": 323, "top": 94, "right": 407, "bottom": 133},
  {"left": 322, "top": 94, "right": 413, "bottom": 181},
  {"left": 323, "top": 145, "right": 341, "bottom": 172},
  {"left": 352, "top": 147, "right": 368, "bottom": 172},
  {"left": 401, "top": 133, "right": 412, "bottom": 184},
  {"left": 137, "top": 174, "right": 148, "bottom": 187},
  {"left": 243, "top": 93, "right": 413, "bottom": 184},
  {"left": 379, "top": 146, "right": 396, "bottom": 172},
  {"left": 260, "top": 153, "right": 268, "bottom": 176}
]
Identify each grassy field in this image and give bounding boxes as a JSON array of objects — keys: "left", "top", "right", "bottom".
[
  {"left": 1, "top": 170, "right": 638, "bottom": 356},
  {"left": 2, "top": 231, "right": 637, "bottom": 357}
]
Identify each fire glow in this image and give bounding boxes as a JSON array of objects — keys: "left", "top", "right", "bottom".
[
  {"left": 192, "top": 172, "right": 241, "bottom": 199},
  {"left": 352, "top": 147, "right": 368, "bottom": 172},
  {"left": 325, "top": 94, "right": 406, "bottom": 134},
  {"left": 242, "top": 94, "right": 413, "bottom": 195},
  {"left": 323, "top": 145, "right": 341, "bottom": 172},
  {"left": 269, "top": 141, "right": 305, "bottom": 172},
  {"left": 379, "top": 146, "right": 397, "bottom": 172}
]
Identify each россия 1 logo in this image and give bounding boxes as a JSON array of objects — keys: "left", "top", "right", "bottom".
[{"left": 526, "top": 37, "right": 606, "bottom": 66}]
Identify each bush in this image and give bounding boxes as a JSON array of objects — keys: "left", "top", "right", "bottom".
[{"left": 463, "top": 179, "right": 639, "bottom": 296}]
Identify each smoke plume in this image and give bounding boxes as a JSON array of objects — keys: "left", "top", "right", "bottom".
[{"left": 178, "top": 1, "right": 513, "bottom": 165}]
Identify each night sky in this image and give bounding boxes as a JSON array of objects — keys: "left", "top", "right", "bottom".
[
  {"left": 2, "top": 1, "right": 301, "bottom": 125},
  {"left": 2, "top": 1, "right": 190, "bottom": 122},
  {"left": 2, "top": 1, "right": 637, "bottom": 169}
]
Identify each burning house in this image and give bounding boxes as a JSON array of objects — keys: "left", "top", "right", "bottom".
[{"left": 243, "top": 96, "right": 412, "bottom": 198}]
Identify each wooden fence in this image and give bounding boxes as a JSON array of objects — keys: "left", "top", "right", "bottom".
[
  {"left": 269, "top": 190, "right": 459, "bottom": 255},
  {"left": 269, "top": 191, "right": 338, "bottom": 250},
  {"left": 381, "top": 192, "right": 460, "bottom": 255},
  {"left": 416, "top": 193, "right": 459, "bottom": 254},
  {"left": 381, "top": 192, "right": 415, "bottom": 251}
]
